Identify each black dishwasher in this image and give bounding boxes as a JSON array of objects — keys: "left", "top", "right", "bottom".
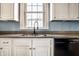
[{"left": 54, "top": 38, "right": 75, "bottom": 56}]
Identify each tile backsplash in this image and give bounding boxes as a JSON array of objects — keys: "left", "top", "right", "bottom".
[
  {"left": 0, "top": 21, "right": 20, "bottom": 31},
  {"left": 49, "top": 21, "right": 79, "bottom": 31},
  {"left": 0, "top": 21, "right": 79, "bottom": 31}
]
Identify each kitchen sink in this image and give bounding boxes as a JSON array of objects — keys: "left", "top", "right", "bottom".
[{"left": 0, "top": 34, "right": 53, "bottom": 38}]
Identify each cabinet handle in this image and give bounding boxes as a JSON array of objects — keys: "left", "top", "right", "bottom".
[
  {"left": 33, "top": 48, "right": 36, "bottom": 50},
  {"left": 0, "top": 48, "right": 3, "bottom": 50},
  {"left": 29, "top": 48, "right": 32, "bottom": 50},
  {"left": 54, "top": 17, "right": 56, "bottom": 18},
  {"left": 29, "top": 48, "right": 36, "bottom": 50}
]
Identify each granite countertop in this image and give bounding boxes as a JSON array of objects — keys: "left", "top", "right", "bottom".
[
  {"left": 0, "top": 33, "right": 79, "bottom": 38},
  {"left": 0, "top": 31, "right": 79, "bottom": 38}
]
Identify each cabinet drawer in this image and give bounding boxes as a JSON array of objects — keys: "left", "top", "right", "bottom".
[{"left": 0, "top": 39, "right": 11, "bottom": 46}]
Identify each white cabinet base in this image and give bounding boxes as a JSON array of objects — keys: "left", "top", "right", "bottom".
[{"left": 0, "top": 38, "right": 53, "bottom": 56}]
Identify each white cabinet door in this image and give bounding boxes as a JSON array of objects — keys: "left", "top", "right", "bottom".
[
  {"left": 69, "top": 3, "right": 79, "bottom": 19},
  {"left": 13, "top": 38, "right": 31, "bottom": 56},
  {"left": 32, "top": 38, "right": 51, "bottom": 56},
  {"left": 0, "top": 3, "right": 14, "bottom": 20},
  {"left": 0, "top": 47, "right": 11, "bottom": 56},
  {"left": 0, "top": 38, "right": 12, "bottom": 56},
  {"left": 54, "top": 3, "right": 68, "bottom": 20},
  {"left": 13, "top": 47, "right": 31, "bottom": 56}
]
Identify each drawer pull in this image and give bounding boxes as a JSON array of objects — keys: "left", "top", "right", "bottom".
[{"left": 3, "top": 42, "right": 9, "bottom": 44}]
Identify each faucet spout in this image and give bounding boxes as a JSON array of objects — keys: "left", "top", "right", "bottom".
[
  {"left": 33, "top": 21, "right": 39, "bottom": 35},
  {"left": 34, "top": 26, "right": 36, "bottom": 34}
]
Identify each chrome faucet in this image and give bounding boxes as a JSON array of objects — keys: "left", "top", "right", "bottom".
[{"left": 33, "top": 21, "right": 39, "bottom": 34}]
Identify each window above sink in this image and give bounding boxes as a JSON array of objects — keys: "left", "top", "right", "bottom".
[{"left": 20, "top": 3, "right": 50, "bottom": 30}]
